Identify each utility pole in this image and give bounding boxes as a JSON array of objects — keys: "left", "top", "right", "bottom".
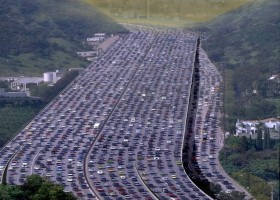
[{"left": 221, "top": 61, "right": 226, "bottom": 133}]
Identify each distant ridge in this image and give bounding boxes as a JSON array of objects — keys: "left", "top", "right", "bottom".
[
  {"left": 83, "top": 0, "right": 250, "bottom": 26},
  {"left": 0, "top": 0, "right": 127, "bottom": 75},
  {"left": 198, "top": 0, "right": 280, "bottom": 129}
]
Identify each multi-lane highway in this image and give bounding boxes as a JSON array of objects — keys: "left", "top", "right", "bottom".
[
  {"left": 0, "top": 26, "right": 251, "bottom": 200},
  {"left": 193, "top": 50, "right": 253, "bottom": 199}
]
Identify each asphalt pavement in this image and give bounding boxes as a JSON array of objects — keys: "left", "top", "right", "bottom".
[{"left": 0, "top": 25, "right": 252, "bottom": 200}]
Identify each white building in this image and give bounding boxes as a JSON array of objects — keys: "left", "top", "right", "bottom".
[
  {"left": 76, "top": 51, "right": 97, "bottom": 58},
  {"left": 236, "top": 118, "right": 280, "bottom": 135},
  {"left": 43, "top": 72, "right": 57, "bottom": 83},
  {"left": 94, "top": 33, "right": 106, "bottom": 37},
  {"left": 262, "top": 118, "right": 280, "bottom": 132},
  {"left": 87, "top": 37, "right": 104, "bottom": 42}
]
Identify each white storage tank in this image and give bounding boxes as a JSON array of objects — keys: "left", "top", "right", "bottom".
[{"left": 43, "top": 72, "right": 57, "bottom": 83}]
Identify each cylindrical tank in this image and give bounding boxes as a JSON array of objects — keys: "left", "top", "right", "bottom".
[{"left": 43, "top": 72, "right": 56, "bottom": 83}]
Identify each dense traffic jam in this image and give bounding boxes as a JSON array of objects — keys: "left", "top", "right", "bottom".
[{"left": 0, "top": 26, "right": 249, "bottom": 200}]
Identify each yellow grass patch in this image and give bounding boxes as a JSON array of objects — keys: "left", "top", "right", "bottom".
[{"left": 83, "top": 0, "right": 251, "bottom": 27}]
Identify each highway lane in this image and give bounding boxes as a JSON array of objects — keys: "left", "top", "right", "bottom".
[
  {"left": 0, "top": 29, "right": 157, "bottom": 197},
  {"left": 179, "top": 45, "right": 249, "bottom": 198},
  {"left": 193, "top": 49, "right": 253, "bottom": 199},
  {"left": 84, "top": 28, "right": 159, "bottom": 200},
  {"left": 83, "top": 29, "right": 212, "bottom": 200},
  {"left": 0, "top": 25, "right": 252, "bottom": 200}
]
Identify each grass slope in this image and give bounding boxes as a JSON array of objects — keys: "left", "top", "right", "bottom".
[
  {"left": 196, "top": 0, "right": 280, "bottom": 131},
  {"left": 0, "top": 105, "right": 42, "bottom": 148},
  {"left": 0, "top": 0, "right": 127, "bottom": 76}
]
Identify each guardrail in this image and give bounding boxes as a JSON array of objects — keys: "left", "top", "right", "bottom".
[
  {"left": 1, "top": 149, "right": 20, "bottom": 184},
  {"left": 134, "top": 164, "right": 159, "bottom": 200},
  {"left": 181, "top": 37, "right": 214, "bottom": 199}
]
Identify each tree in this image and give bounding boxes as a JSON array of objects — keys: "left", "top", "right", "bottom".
[
  {"left": 262, "top": 127, "right": 271, "bottom": 150},
  {"left": 219, "top": 191, "right": 246, "bottom": 200},
  {"left": 266, "top": 128, "right": 271, "bottom": 149},
  {"left": 0, "top": 184, "right": 25, "bottom": 200},
  {"left": 23, "top": 175, "right": 76, "bottom": 200},
  {"left": 249, "top": 135, "right": 255, "bottom": 150},
  {"left": 240, "top": 136, "right": 249, "bottom": 151},
  {"left": 256, "top": 128, "right": 263, "bottom": 150},
  {"left": 33, "top": 181, "right": 71, "bottom": 200},
  {"left": 263, "top": 128, "right": 268, "bottom": 150},
  {"left": 22, "top": 174, "right": 44, "bottom": 197},
  {"left": 0, "top": 175, "right": 76, "bottom": 200},
  {"left": 210, "top": 182, "right": 222, "bottom": 194}
]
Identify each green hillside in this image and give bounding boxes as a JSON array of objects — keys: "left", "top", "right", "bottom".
[
  {"left": 196, "top": 0, "right": 280, "bottom": 131},
  {"left": 0, "top": 0, "right": 127, "bottom": 76}
]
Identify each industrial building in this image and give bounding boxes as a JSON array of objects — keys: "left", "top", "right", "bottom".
[{"left": 0, "top": 88, "right": 29, "bottom": 98}]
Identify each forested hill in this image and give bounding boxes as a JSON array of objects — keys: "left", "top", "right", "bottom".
[
  {"left": 0, "top": 0, "right": 127, "bottom": 75},
  {"left": 196, "top": 0, "right": 280, "bottom": 131}
]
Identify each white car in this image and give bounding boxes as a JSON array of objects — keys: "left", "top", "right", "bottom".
[
  {"left": 171, "top": 175, "right": 177, "bottom": 179},
  {"left": 34, "top": 165, "right": 40, "bottom": 170},
  {"left": 226, "top": 189, "right": 232, "bottom": 194}
]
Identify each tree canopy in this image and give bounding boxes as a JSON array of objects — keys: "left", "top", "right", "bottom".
[{"left": 0, "top": 175, "right": 76, "bottom": 200}]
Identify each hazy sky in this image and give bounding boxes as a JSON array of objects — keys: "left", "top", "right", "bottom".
[{"left": 84, "top": 0, "right": 250, "bottom": 26}]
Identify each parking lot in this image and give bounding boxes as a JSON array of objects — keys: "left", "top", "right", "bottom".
[{"left": 0, "top": 25, "right": 249, "bottom": 200}]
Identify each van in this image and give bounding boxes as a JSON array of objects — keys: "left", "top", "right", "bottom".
[
  {"left": 94, "top": 123, "right": 100, "bottom": 129},
  {"left": 22, "top": 163, "right": 28, "bottom": 167}
]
